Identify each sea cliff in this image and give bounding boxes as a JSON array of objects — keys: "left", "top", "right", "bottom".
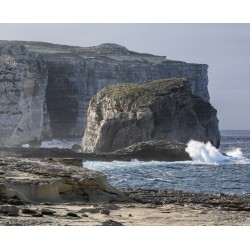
[{"left": 0, "top": 41, "right": 210, "bottom": 146}]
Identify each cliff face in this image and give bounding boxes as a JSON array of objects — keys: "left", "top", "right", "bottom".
[
  {"left": 83, "top": 79, "right": 220, "bottom": 153},
  {"left": 0, "top": 42, "right": 49, "bottom": 146},
  {"left": 0, "top": 41, "right": 210, "bottom": 146}
]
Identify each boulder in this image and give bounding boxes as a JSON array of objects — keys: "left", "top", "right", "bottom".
[
  {"left": 101, "top": 220, "right": 124, "bottom": 226},
  {"left": 83, "top": 78, "right": 220, "bottom": 153},
  {"left": 0, "top": 205, "right": 19, "bottom": 216},
  {"left": 71, "top": 144, "right": 82, "bottom": 152}
]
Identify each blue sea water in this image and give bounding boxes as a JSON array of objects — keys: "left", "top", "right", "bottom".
[{"left": 83, "top": 130, "right": 250, "bottom": 195}]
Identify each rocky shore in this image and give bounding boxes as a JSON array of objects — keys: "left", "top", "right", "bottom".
[
  {"left": 0, "top": 141, "right": 191, "bottom": 161},
  {"left": 0, "top": 149, "right": 249, "bottom": 226}
]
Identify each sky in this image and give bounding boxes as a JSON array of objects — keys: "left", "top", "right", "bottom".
[{"left": 0, "top": 23, "right": 249, "bottom": 130}]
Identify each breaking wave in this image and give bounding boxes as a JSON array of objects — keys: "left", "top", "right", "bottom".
[
  {"left": 185, "top": 140, "right": 249, "bottom": 165},
  {"left": 82, "top": 139, "right": 250, "bottom": 195},
  {"left": 84, "top": 140, "right": 250, "bottom": 172}
]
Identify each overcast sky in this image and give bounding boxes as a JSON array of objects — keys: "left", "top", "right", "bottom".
[{"left": 0, "top": 23, "right": 249, "bottom": 130}]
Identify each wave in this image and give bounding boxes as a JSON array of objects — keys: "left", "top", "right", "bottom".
[
  {"left": 185, "top": 140, "right": 249, "bottom": 165},
  {"left": 83, "top": 140, "right": 250, "bottom": 170}
]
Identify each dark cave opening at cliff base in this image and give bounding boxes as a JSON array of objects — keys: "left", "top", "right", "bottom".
[{"left": 45, "top": 70, "right": 79, "bottom": 139}]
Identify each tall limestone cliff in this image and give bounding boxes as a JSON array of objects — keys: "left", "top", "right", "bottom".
[
  {"left": 0, "top": 42, "right": 49, "bottom": 146},
  {"left": 0, "top": 41, "right": 211, "bottom": 146},
  {"left": 83, "top": 78, "right": 220, "bottom": 153}
]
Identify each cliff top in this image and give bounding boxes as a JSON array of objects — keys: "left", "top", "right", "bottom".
[
  {"left": 0, "top": 40, "right": 200, "bottom": 65},
  {"left": 91, "top": 78, "right": 188, "bottom": 107}
]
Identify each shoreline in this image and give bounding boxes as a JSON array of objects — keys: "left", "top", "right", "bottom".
[
  {"left": 1, "top": 191, "right": 249, "bottom": 226},
  {"left": 0, "top": 143, "right": 191, "bottom": 162},
  {"left": 0, "top": 149, "right": 249, "bottom": 226}
]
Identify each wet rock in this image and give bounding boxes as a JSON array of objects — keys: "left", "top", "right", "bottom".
[
  {"left": 71, "top": 144, "right": 82, "bottom": 152},
  {"left": 0, "top": 205, "right": 19, "bottom": 216},
  {"left": 1, "top": 196, "right": 24, "bottom": 205},
  {"left": 22, "top": 208, "right": 38, "bottom": 215},
  {"left": 32, "top": 213, "right": 44, "bottom": 217},
  {"left": 112, "top": 140, "right": 191, "bottom": 161},
  {"left": 100, "top": 209, "right": 110, "bottom": 215},
  {"left": 101, "top": 220, "right": 124, "bottom": 226},
  {"left": 41, "top": 209, "right": 56, "bottom": 216},
  {"left": 66, "top": 212, "right": 78, "bottom": 217},
  {"left": 123, "top": 188, "right": 250, "bottom": 211}
]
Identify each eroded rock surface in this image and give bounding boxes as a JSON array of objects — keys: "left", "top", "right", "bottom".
[
  {"left": 113, "top": 140, "right": 191, "bottom": 161},
  {"left": 83, "top": 78, "right": 220, "bottom": 153},
  {"left": 0, "top": 42, "right": 49, "bottom": 146},
  {"left": 0, "top": 157, "right": 129, "bottom": 204},
  {"left": 0, "top": 41, "right": 210, "bottom": 146},
  {"left": 123, "top": 188, "right": 250, "bottom": 211}
]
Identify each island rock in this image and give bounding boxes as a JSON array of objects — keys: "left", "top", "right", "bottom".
[{"left": 83, "top": 78, "right": 220, "bottom": 153}]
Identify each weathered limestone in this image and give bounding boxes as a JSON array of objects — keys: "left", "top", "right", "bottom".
[
  {"left": 0, "top": 42, "right": 49, "bottom": 146},
  {"left": 0, "top": 41, "right": 210, "bottom": 146},
  {"left": 0, "top": 157, "right": 129, "bottom": 204},
  {"left": 83, "top": 78, "right": 220, "bottom": 153}
]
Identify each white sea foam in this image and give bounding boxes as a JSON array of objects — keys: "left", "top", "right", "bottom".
[
  {"left": 40, "top": 139, "right": 81, "bottom": 149},
  {"left": 185, "top": 140, "right": 226, "bottom": 164},
  {"left": 226, "top": 148, "right": 243, "bottom": 158},
  {"left": 83, "top": 140, "right": 250, "bottom": 171},
  {"left": 83, "top": 159, "right": 189, "bottom": 171},
  {"left": 83, "top": 159, "right": 145, "bottom": 171},
  {"left": 185, "top": 140, "right": 248, "bottom": 165}
]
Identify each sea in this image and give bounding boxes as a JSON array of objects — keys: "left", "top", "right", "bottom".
[{"left": 82, "top": 130, "right": 250, "bottom": 195}]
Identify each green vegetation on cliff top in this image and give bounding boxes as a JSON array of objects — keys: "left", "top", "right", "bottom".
[{"left": 93, "top": 78, "right": 188, "bottom": 106}]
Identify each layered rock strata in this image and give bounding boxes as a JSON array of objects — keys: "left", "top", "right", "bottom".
[
  {"left": 83, "top": 78, "right": 220, "bottom": 153},
  {"left": 0, "top": 41, "right": 210, "bottom": 146},
  {"left": 0, "top": 42, "right": 49, "bottom": 146},
  {"left": 0, "top": 157, "right": 129, "bottom": 204}
]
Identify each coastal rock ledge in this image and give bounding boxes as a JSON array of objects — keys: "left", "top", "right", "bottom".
[
  {"left": 0, "top": 157, "right": 129, "bottom": 204},
  {"left": 83, "top": 78, "right": 220, "bottom": 153}
]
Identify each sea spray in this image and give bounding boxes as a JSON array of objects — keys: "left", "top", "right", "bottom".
[
  {"left": 185, "top": 140, "right": 248, "bottom": 164},
  {"left": 226, "top": 148, "right": 243, "bottom": 158},
  {"left": 185, "top": 140, "right": 227, "bottom": 164}
]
